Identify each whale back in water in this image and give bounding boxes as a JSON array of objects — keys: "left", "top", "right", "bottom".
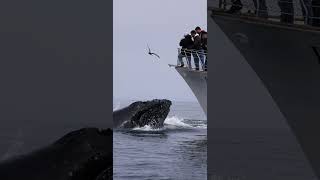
[
  {"left": 113, "top": 99, "right": 172, "bottom": 129},
  {"left": 0, "top": 128, "right": 112, "bottom": 180}
]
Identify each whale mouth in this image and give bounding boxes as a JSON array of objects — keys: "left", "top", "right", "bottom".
[{"left": 123, "top": 99, "right": 172, "bottom": 129}]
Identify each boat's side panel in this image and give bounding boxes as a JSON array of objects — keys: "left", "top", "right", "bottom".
[
  {"left": 176, "top": 68, "right": 207, "bottom": 115},
  {"left": 213, "top": 14, "right": 320, "bottom": 178},
  {"left": 208, "top": 15, "right": 317, "bottom": 180}
]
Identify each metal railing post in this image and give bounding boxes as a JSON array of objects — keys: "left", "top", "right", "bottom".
[
  {"left": 177, "top": 48, "right": 180, "bottom": 66},
  {"left": 176, "top": 48, "right": 207, "bottom": 71},
  {"left": 300, "top": 0, "right": 309, "bottom": 24}
]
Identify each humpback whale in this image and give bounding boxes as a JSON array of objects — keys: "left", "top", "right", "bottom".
[
  {"left": 113, "top": 99, "right": 172, "bottom": 129},
  {"left": 0, "top": 128, "right": 112, "bottom": 180},
  {"left": 0, "top": 99, "right": 170, "bottom": 179}
]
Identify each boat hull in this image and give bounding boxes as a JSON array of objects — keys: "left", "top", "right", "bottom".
[
  {"left": 175, "top": 67, "right": 207, "bottom": 115},
  {"left": 212, "top": 13, "right": 320, "bottom": 178}
]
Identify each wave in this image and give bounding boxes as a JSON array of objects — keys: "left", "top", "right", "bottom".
[
  {"left": 132, "top": 125, "right": 163, "bottom": 132},
  {"left": 164, "top": 116, "right": 193, "bottom": 128},
  {"left": 130, "top": 116, "right": 206, "bottom": 132}
]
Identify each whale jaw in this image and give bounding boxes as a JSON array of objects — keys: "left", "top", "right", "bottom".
[{"left": 121, "top": 99, "right": 172, "bottom": 129}]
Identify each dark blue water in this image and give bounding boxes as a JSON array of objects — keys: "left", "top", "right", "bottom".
[{"left": 113, "top": 99, "right": 207, "bottom": 180}]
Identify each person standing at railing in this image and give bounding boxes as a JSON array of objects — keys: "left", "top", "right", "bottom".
[
  {"left": 278, "top": 0, "right": 294, "bottom": 23},
  {"left": 178, "top": 33, "right": 193, "bottom": 68},
  {"left": 227, "top": 0, "right": 243, "bottom": 13},
  {"left": 191, "top": 30, "right": 202, "bottom": 71},
  {"left": 253, "top": 0, "right": 268, "bottom": 18},
  {"left": 278, "top": 0, "right": 320, "bottom": 26},
  {"left": 227, "top": 0, "right": 268, "bottom": 18},
  {"left": 201, "top": 31, "right": 208, "bottom": 71},
  {"left": 299, "top": 0, "right": 312, "bottom": 25},
  {"left": 312, "top": 0, "right": 320, "bottom": 26},
  {"left": 195, "top": 27, "right": 207, "bottom": 70}
]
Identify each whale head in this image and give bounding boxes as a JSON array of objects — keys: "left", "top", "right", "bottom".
[
  {"left": 0, "top": 128, "right": 113, "bottom": 180},
  {"left": 114, "top": 99, "right": 172, "bottom": 129}
]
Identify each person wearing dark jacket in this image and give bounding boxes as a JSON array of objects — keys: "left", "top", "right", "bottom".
[
  {"left": 227, "top": 0, "right": 243, "bottom": 14},
  {"left": 201, "top": 31, "right": 207, "bottom": 71},
  {"left": 195, "top": 27, "right": 206, "bottom": 50},
  {"left": 201, "top": 31, "right": 207, "bottom": 51},
  {"left": 195, "top": 26, "right": 202, "bottom": 37},
  {"left": 227, "top": 0, "right": 268, "bottom": 18},
  {"left": 191, "top": 30, "right": 201, "bottom": 50},
  {"left": 191, "top": 30, "right": 201, "bottom": 70},
  {"left": 197, "top": 28, "right": 207, "bottom": 70},
  {"left": 178, "top": 34, "right": 193, "bottom": 68}
]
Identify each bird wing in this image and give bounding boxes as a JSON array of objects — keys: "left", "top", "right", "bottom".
[
  {"left": 151, "top": 53, "right": 160, "bottom": 59},
  {"left": 147, "top": 44, "right": 151, "bottom": 53}
]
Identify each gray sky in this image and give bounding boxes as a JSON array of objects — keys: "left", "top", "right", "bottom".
[{"left": 113, "top": 0, "right": 207, "bottom": 101}]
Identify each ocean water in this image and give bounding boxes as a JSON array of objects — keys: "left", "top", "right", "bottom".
[{"left": 113, "top": 99, "right": 207, "bottom": 180}]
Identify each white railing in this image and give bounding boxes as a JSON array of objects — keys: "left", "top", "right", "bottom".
[
  {"left": 209, "top": 0, "right": 320, "bottom": 26},
  {"left": 177, "top": 48, "right": 207, "bottom": 71}
]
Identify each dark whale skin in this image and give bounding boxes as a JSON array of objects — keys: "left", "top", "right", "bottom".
[
  {"left": 0, "top": 99, "right": 172, "bottom": 179},
  {"left": 113, "top": 99, "right": 172, "bottom": 129},
  {"left": 0, "top": 128, "right": 112, "bottom": 180}
]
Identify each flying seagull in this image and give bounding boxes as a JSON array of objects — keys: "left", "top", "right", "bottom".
[{"left": 147, "top": 44, "right": 160, "bottom": 59}]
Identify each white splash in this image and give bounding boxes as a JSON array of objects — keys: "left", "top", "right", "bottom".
[
  {"left": 164, "top": 116, "right": 192, "bottom": 128},
  {"left": 132, "top": 125, "right": 163, "bottom": 131},
  {"left": 130, "top": 116, "right": 206, "bottom": 132},
  {"left": 193, "top": 122, "right": 207, "bottom": 129}
]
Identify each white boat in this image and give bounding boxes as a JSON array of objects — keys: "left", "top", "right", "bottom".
[{"left": 170, "top": 49, "right": 207, "bottom": 116}]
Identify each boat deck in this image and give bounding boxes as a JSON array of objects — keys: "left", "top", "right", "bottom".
[{"left": 210, "top": 8, "right": 320, "bottom": 33}]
